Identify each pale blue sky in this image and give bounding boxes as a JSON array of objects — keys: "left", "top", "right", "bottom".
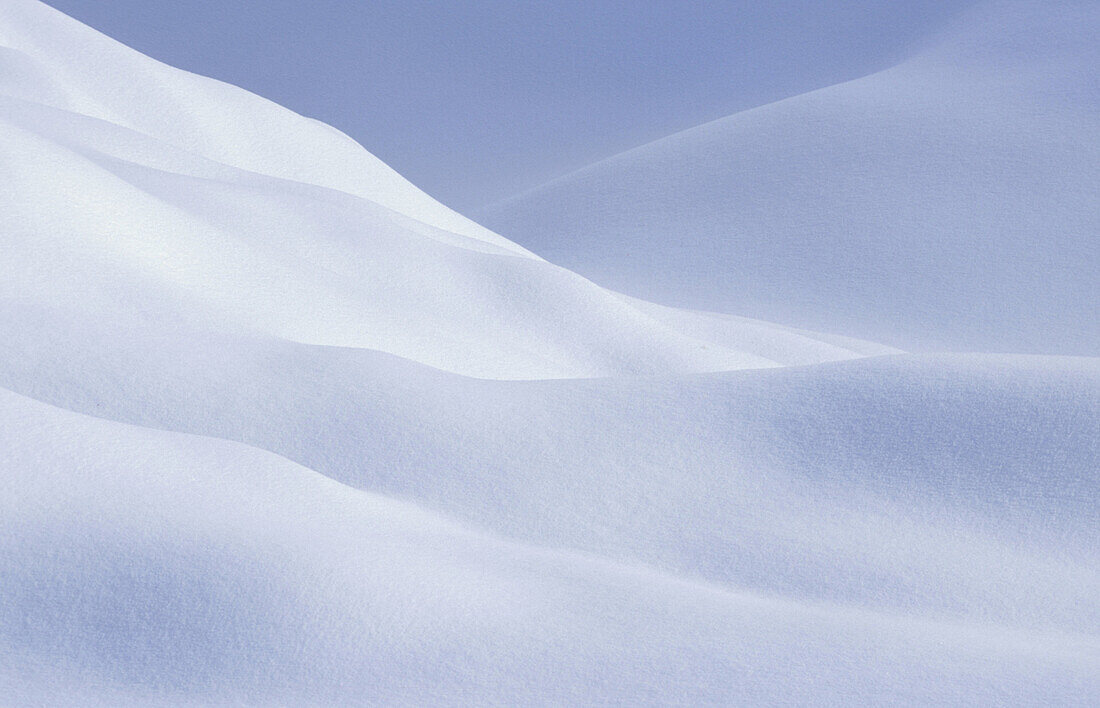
[{"left": 43, "top": 0, "right": 971, "bottom": 212}]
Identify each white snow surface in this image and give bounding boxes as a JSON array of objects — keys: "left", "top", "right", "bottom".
[
  {"left": 483, "top": 0, "right": 1100, "bottom": 355},
  {"left": 0, "top": 0, "right": 895, "bottom": 381},
  {"left": 1, "top": 0, "right": 1098, "bottom": 704}
]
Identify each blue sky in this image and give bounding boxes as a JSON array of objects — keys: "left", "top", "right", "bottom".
[{"left": 43, "top": 0, "right": 970, "bottom": 212}]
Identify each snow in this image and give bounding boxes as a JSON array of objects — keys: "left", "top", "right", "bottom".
[
  {"left": 482, "top": 0, "right": 1100, "bottom": 355},
  {"left": 1, "top": 0, "right": 1097, "bottom": 704},
  {"left": 0, "top": 0, "right": 894, "bottom": 380},
  {"left": 3, "top": 385, "right": 1097, "bottom": 706}
]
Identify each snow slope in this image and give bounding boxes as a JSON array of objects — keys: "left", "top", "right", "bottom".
[
  {"left": 483, "top": 0, "right": 1100, "bottom": 355},
  {"left": 0, "top": 0, "right": 895, "bottom": 381},
  {"left": 2, "top": 309, "right": 1097, "bottom": 633},
  {"left": 3, "top": 386, "right": 1096, "bottom": 706},
  {"left": 1, "top": 0, "right": 1098, "bottom": 704}
]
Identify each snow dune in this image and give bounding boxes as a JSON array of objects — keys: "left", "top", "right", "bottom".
[
  {"left": 2, "top": 308, "right": 1097, "bottom": 633},
  {"left": 483, "top": 0, "right": 1100, "bottom": 355},
  {"left": 2, "top": 386, "right": 1097, "bottom": 706},
  {"left": 0, "top": 0, "right": 892, "bottom": 381},
  {"left": 1, "top": 0, "right": 1097, "bottom": 704}
]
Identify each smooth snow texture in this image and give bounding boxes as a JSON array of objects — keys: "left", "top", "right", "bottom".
[
  {"left": 2, "top": 386, "right": 1097, "bottom": 706},
  {"left": 0, "top": 0, "right": 1097, "bottom": 705},
  {"left": 1, "top": 309, "right": 1097, "bottom": 633},
  {"left": 0, "top": 0, "right": 894, "bottom": 380},
  {"left": 482, "top": 0, "right": 1100, "bottom": 355}
]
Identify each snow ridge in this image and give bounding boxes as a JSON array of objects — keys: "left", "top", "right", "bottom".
[
  {"left": 1, "top": 0, "right": 1097, "bottom": 704},
  {"left": 483, "top": 0, "right": 1100, "bottom": 355}
]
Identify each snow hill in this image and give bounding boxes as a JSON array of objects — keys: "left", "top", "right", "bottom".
[
  {"left": 483, "top": 0, "right": 1100, "bottom": 355},
  {"left": 1, "top": 0, "right": 1098, "bottom": 704},
  {"left": 0, "top": 0, "right": 897, "bottom": 381}
]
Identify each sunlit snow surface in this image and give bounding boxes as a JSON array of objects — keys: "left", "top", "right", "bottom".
[{"left": 1, "top": 0, "right": 1097, "bottom": 704}]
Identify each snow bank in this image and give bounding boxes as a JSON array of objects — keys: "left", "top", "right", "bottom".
[
  {"left": 483, "top": 0, "right": 1100, "bottom": 355},
  {"left": 0, "top": 0, "right": 1096, "bottom": 704}
]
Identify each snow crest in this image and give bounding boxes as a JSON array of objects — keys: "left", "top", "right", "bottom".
[{"left": 1, "top": 0, "right": 1097, "bottom": 704}]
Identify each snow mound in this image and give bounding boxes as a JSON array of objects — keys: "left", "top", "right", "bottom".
[
  {"left": 1, "top": 1, "right": 1097, "bottom": 704},
  {"left": 483, "top": 0, "right": 1100, "bottom": 354},
  {"left": 0, "top": 0, "right": 895, "bottom": 381},
  {"left": 1, "top": 307, "right": 1096, "bottom": 632},
  {"left": 3, "top": 386, "right": 1095, "bottom": 705}
]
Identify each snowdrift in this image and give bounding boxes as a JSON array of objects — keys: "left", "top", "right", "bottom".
[
  {"left": 0, "top": 0, "right": 892, "bottom": 381},
  {"left": 1, "top": 0, "right": 1097, "bottom": 704},
  {"left": 3, "top": 384, "right": 1097, "bottom": 705},
  {"left": 483, "top": 0, "right": 1100, "bottom": 355}
]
